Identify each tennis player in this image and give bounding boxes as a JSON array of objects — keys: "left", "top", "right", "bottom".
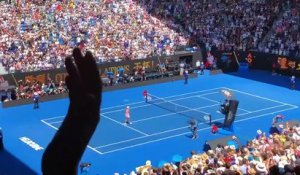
[
  {"left": 143, "top": 90, "right": 152, "bottom": 102},
  {"left": 190, "top": 119, "right": 198, "bottom": 139},
  {"left": 124, "top": 106, "right": 132, "bottom": 125},
  {"left": 192, "top": 126, "right": 198, "bottom": 139},
  {"left": 143, "top": 90, "right": 148, "bottom": 101}
]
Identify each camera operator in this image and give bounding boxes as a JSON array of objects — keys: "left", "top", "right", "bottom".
[{"left": 79, "top": 162, "right": 91, "bottom": 175}]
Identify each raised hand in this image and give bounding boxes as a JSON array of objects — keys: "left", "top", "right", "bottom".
[{"left": 42, "top": 48, "right": 102, "bottom": 175}]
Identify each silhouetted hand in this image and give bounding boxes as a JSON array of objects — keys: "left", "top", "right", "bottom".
[{"left": 42, "top": 48, "right": 102, "bottom": 175}]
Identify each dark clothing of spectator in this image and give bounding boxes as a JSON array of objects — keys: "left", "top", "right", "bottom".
[
  {"left": 0, "top": 128, "right": 3, "bottom": 150},
  {"left": 183, "top": 70, "right": 189, "bottom": 84}
]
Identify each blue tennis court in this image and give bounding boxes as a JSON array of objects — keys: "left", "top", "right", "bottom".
[
  {"left": 41, "top": 86, "right": 297, "bottom": 155},
  {"left": 1, "top": 71, "right": 300, "bottom": 174}
]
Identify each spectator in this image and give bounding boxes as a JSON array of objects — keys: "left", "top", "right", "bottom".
[
  {"left": 0, "top": 127, "right": 3, "bottom": 150},
  {"left": 0, "top": 1, "right": 188, "bottom": 73}
]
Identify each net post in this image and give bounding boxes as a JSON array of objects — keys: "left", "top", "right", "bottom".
[
  {"left": 145, "top": 93, "right": 148, "bottom": 103},
  {"left": 209, "top": 114, "right": 212, "bottom": 125}
]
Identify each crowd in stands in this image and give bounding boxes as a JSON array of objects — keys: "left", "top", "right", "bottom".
[
  {"left": 130, "top": 122, "right": 300, "bottom": 175},
  {"left": 1, "top": 0, "right": 300, "bottom": 73},
  {"left": 1, "top": 78, "right": 67, "bottom": 102},
  {"left": 259, "top": 2, "right": 300, "bottom": 58},
  {"left": 139, "top": 0, "right": 295, "bottom": 53},
  {"left": 0, "top": 0, "right": 187, "bottom": 73}
]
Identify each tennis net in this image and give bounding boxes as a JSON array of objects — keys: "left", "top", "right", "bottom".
[{"left": 146, "top": 93, "right": 211, "bottom": 124}]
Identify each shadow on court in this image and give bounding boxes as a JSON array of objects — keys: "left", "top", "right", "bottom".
[{"left": 0, "top": 149, "right": 38, "bottom": 175}]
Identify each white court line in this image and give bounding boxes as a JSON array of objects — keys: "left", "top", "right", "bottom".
[
  {"left": 94, "top": 125, "right": 191, "bottom": 149},
  {"left": 42, "top": 115, "right": 64, "bottom": 121},
  {"left": 95, "top": 135, "right": 154, "bottom": 149},
  {"left": 147, "top": 87, "right": 222, "bottom": 99},
  {"left": 132, "top": 104, "right": 219, "bottom": 123},
  {"left": 237, "top": 104, "right": 286, "bottom": 116},
  {"left": 102, "top": 92, "right": 218, "bottom": 115},
  {"left": 132, "top": 112, "right": 180, "bottom": 123},
  {"left": 235, "top": 110, "right": 250, "bottom": 116},
  {"left": 238, "top": 108, "right": 251, "bottom": 113},
  {"left": 199, "top": 93, "right": 288, "bottom": 114},
  {"left": 42, "top": 88, "right": 222, "bottom": 121},
  {"left": 97, "top": 104, "right": 294, "bottom": 149},
  {"left": 199, "top": 95, "right": 251, "bottom": 114},
  {"left": 40, "top": 119, "right": 104, "bottom": 155},
  {"left": 197, "top": 96, "right": 219, "bottom": 103},
  {"left": 98, "top": 106, "right": 298, "bottom": 154},
  {"left": 102, "top": 97, "right": 187, "bottom": 114},
  {"left": 192, "top": 91, "right": 219, "bottom": 97},
  {"left": 47, "top": 120, "right": 63, "bottom": 124},
  {"left": 44, "top": 97, "right": 288, "bottom": 126},
  {"left": 41, "top": 105, "right": 298, "bottom": 154},
  {"left": 235, "top": 106, "right": 298, "bottom": 123},
  {"left": 101, "top": 114, "right": 149, "bottom": 136},
  {"left": 99, "top": 125, "right": 216, "bottom": 154},
  {"left": 45, "top": 103, "right": 220, "bottom": 126},
  {"left": 100, "top": 130, "right": 196, "bottom": 154},
  {"left": 101, "top": 87, "right": 223, "bottom": 111},
  {"left": 40, "top": 86, "right": 299, "bottom": 154},
  {"left": 225, "top": 87, "right": 298, "bottom": 108},
  {"left": 146, "top": 94, "right": 210, "bottom": 115},
  {"left": 96, "top": 116, "right": 226, "bottom": 149},
  {"left": 41, "top": 120, "right": 59, "bottom": 130},
  {"left": 87, "top": 145, "right": 104, "bottom": 155},
  {"left": 216, "top": 108, "right": 250, "bottom": 115}
]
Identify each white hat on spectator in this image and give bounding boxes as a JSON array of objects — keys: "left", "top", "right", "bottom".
[
  {"left": 207, "top": 169, "right": 216, "bottom": 174},
  {"left": 279, "top": 124, "right": 284, "bottom": 129},
  {"left": 257, "top": 130, "right": 262, "bottom": 135},
  {"left": 217, "top": 161, "right": 224, "bottom": 166},
  {"left": 230, "top": 164, "right": 239, "bottom": 171},
  {"left": 207, "top": 150, "right": 214, "bottom": 154},
  {"left": 256, "top": 163, "right": 267, "bottom": 173},
  {"left": 171, "top": 163, "right": 178, "bottom": 170},
  {"left": 127, "top": 106, "right": 130, "bottom": 109},
  {"left": 192, "top": 155, "right": 199, "bottom": 160},
  {"left": 278, "top": 157, "right": 288, "bottom": 168},
  {"left": 145, "top": 160, "right": 151, "bottom": 166}
]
